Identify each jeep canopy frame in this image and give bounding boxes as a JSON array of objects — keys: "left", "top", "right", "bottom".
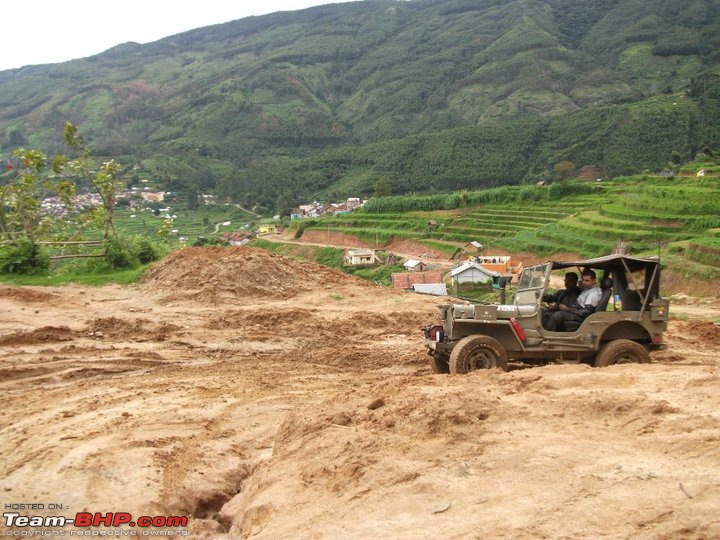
[{"left": 547, "top": 254, "right": 661, "bottom": 316}]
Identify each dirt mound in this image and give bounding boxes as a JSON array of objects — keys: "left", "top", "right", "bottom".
[
  {"left": 142, "top": 246, "right": 371, "bottom": 302},
  {"left": 653, "top": 319, "right": 720, "bottom": 363},
  {"left": 669, "top": 319, "right": 720, "bottom": 342},
  {"left": 0, "top": 286, "right": 59, "bottom": 304},
  {"left": 84, "top": 317, "right": 182, "bottom": 341},
  {"left": 0, "top": 325, "right": 74, "bottom": 346}
]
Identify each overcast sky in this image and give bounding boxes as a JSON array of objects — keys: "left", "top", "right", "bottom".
[{"left": 0, "top": 0, "right": 356, "bottom": 71}]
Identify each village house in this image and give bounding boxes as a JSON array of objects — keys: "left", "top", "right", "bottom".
[
  {"left": 296, "top": 201, "right": 328, "bottom": 218},
  {"left": 403, "top": 259, "right": 428, "bottom": 272},
  {"left": 221, "top": 231, "right": 254, "bottom": 246},
  {"left": 450, "top": 260, "right": 500, "bottom": 285},
  {"left": 141, "top": 190, "right": 164, "bottom": 202},
  {"left": 346, "top": 197, "right": 364, "bottom": 210},
  {"left": 391, "top": 271, "right": 443, "bottom": 289},
  {"left": 464, "top": 241, "right": 484, "bottom": 253},
  {"left": 472, "top": 255, "right": 518, "bottom": 275},
  {"left": 257, "top": 224, "right": 277, "bottom": 234},
  {"left": 292, "top": 197, "right": 364, "bottom": 218},
  {"left": 344, "top": 248, "right": 378, "bottom": 266}
]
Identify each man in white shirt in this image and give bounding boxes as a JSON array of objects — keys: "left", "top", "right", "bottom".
[{"left": 545, "top": 269, "right": 602, "bottom": 332}]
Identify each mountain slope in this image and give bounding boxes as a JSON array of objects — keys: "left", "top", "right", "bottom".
[{"left": 1, "top": 0, "right": 719, "bottom": 209}]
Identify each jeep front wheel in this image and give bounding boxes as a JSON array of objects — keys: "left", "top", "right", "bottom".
[
  {"left": 449, "top": 335, "right": 508, "bottom": 374},
  {"left": 594, "top": 340, "right": 651, "bottom": 367}
]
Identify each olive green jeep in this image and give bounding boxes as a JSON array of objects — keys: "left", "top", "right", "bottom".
[{"left": 423, "top": 255, "right": 669, "bottom": 373}]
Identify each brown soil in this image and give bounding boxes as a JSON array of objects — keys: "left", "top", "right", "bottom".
[
  {"left": 299, "top": 229, "right": 370, "bottom": 248},
  {"left": 1, "top": 246, "right": 719, "bottom": 538},
  {"left": 293, "top": 230, "right": 453, "bottom": 260}
]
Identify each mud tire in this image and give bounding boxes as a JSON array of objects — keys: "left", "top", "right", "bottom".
[
  {"left": 429, "top": 351, "right": 450, "bottom": 374},
  {"left": 449, "top": 335, "right": 508, "bottom": 374},
  {"left": 594, "top": 339, "right": 651, "bottom": 367}
]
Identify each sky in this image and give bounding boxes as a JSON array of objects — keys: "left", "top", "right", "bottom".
[{"left": 0, "top": 0, "right": 355, "bottom": 71}]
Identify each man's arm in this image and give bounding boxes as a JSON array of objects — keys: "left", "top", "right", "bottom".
[{"left": 568, "top": 288, "right": 602, "bottom": 317}]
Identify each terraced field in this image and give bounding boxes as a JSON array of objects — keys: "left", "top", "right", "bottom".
[
  {"left": 296, "top": 176, "right": 720, "bottom": 280},
  {"left": 84, "top": 205, "right": 256, "bottom": 243}
]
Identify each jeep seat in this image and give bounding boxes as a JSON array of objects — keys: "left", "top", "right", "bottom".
[{"left": 595, "top": 277, "right": 613, "bottom": 312}]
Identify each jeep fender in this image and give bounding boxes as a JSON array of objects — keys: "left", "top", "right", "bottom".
[
  {"left": 451, "top": 320, "right": 525, "bottom": 352},
  {"left": 598, "top": 321, "right": 651, "bottom": 344}
]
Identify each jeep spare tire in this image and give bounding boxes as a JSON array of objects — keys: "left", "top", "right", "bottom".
[{"left": 449, "top": 335, "right": 509, "bottom": 374}]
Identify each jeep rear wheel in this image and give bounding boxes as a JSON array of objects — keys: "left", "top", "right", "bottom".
[
  {"left": 429, "top": 351, "right": 450, "bottom": 374},
  {"left": 449, "top": 335, "right": 508, "bottom": 374},
  {"left": 594, "top": 339, "right": 651, "bottom": 367}
]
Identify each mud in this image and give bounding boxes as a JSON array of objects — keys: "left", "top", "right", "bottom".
[{"left": 1, "top": 246, "right": 719, "bottom": 538}]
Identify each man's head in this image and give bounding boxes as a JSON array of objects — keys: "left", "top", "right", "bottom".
[
  {"left": 564, "top": 272, "right": 579, "bottom": 288},
  {"left": 581, "top": 268, "right": 597, "bottom": 288}
]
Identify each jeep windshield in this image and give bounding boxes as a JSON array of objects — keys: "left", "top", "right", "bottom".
[
  {"left": 515, "top": 263, "right": 550, "bottom": 305},
  {"left": 517, "top": 263, "right": 550, "bottom": 290}
]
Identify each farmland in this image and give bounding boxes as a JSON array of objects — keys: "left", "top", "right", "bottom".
[
  {"left": 109, "top": 204, "right": 256, "bottom": 243},
  {"left": 291, "top": 175, "right": 720, "bottom": 287}
]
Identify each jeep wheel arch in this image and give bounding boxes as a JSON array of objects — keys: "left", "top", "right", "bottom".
[
  {"left": 599, "top": 321, "right": 652, "bottom": 343},
  {"left": 449, "top": 335, "right": 509, "bottom": 374}
]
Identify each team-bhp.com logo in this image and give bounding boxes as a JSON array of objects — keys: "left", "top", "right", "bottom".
[{"left": 3, "top": 512, "right": 189, "bottom": 536}]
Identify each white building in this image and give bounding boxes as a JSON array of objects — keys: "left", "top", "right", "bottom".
[
  {"left": 344, "top": 249, "right": 378, "bottom": 266},
  {"left": 450, "top": 261, "right": 500, "bottom": 285},
  {"left": 403, "top": 259, "right": 428, "bottom": 272}
]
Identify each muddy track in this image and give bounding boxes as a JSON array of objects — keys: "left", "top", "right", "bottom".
[{"left": 1, "top": 247, "right": 719, "bottom": 538}]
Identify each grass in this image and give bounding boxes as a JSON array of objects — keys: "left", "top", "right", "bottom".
[{"left": 0, "top": 265, "right": 149, "bottom": 286}]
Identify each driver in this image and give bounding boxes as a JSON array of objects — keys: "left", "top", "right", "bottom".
[{"left": 541, "top": 271, "right": 581, "bottom": 329}]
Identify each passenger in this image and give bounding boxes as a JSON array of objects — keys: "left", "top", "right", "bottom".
[
  {"left": 545, "top": 269, "right": 602, "bottom": 332},
  {"left": 541, "top": 272, "right": 581, "bottom": 329}
]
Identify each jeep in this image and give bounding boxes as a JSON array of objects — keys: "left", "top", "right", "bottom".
[{"left": 423, "top": 255, "right": 669, "bottom": 373}]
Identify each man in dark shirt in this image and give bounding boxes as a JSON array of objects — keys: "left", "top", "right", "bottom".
[{"left": 542, "top": 272, "right": 581, "bottom": 329}]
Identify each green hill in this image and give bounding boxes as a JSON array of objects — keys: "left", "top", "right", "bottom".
[
  {"left": 289, "top": 174, "right": 720, "bottom": 289},
  {"left": 1, "top": 0, "right": 719, "bottom": 210}
]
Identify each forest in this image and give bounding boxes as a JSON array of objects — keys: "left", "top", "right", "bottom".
[{"left": 1, "top": 0, "right": 719, "bottom": 211}]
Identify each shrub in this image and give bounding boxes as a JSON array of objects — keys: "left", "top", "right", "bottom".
[
  {"left": 133, "top": 235, "right": 163, "bottom": 264},
  {"left": 104, "top": 238, "right": 138, "bottom": 269},
  {"left": 293, "top": 219, "right": 318, "bottom": 239},
  {"left": 0, "top": 238, "right": 50, "bottom": 274}
]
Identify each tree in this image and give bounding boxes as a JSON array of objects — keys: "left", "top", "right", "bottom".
[
  {"left": 553, "top": 161, "right": 576, "bottom": 181},
  {"left": 373, "top": 176, "right": 391, "bottom": 197},
  {"left": 63, "top": 123, "right": 121, "bottom": 241},
  {"left": 7, "top": 129, "right": 28, "bottom": 149},
  {"left": 186, "top": 183, "right": 201, "bottom": 210},
  {"left": 695, "top": 145, "right": 714, "bottom": 162},
  {"left": 0, "top": 148, "right": 74, "bottom": 242}
]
